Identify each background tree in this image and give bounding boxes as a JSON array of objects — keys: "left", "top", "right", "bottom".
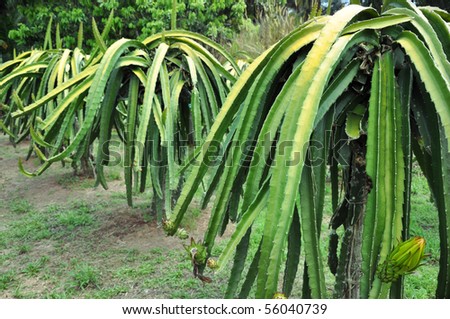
[
  {"left": 5, "top": 0, "right": 247, "bottom": 52},
  {"left": 0, "top": 0, "right": 19, "bottom": 61}
]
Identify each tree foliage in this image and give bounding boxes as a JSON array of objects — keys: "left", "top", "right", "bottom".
[{"left": 6, "top": 0, "right": 247, "bottom": 52}]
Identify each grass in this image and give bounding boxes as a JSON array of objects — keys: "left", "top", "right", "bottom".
[
  {"left": 56, "top": 165, "right": 122, "bottom": 190},
  {"left": 0, "top": 271, "right": 15, "bottom": 291},
  {"left": 68, "top": 262, "right": 101, "bottom": 290},
  {"left": 0, "top": 201, "right": 99, "bottom": 246},
  {"left": 0, "top": 180, "right": 225, "bottom": 298},
  {"left": 23, "top": 256, "right": 49, "bottom": 277},
  {"left": 9, "top": 199, "right": 34, "bottom": 214},
  {"left": 136, "top": 248, "right": 229, "bottom": 299}
]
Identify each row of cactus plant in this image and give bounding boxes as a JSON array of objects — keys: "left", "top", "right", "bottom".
[
  {"left": 1, "top": 0, "right": 448, "bottom": 298},
  {"left": 0, "top": 12, "right": 240, "bottom": 223}
]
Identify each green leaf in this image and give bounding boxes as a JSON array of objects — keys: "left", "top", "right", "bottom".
[
  {"left": 29, "top": 125, "right": 54, "bottom": 149},
  {"left": 55, "top": 24, "right": 62, "bottom": 49},
  {"left": 224, "top": 229, "right": 252, "bottom": 299},
  {"left": 143, "top": 30, "right": 240, "bottom": 76},
  {"left": 216, "top": 178, "right": 269, "bottom": 273},
  {"left": 203, "top": 18, "right": 328, "bottom": 258},
  {"left": 11, "top": 65, "right": 98, "bottom": 118},
  {"left": 44, "top": 16, "right": 53, "bottom": 50},
  {"left": 386, "top": 7, "right": 450, "bottom": 83},
  {"left": 77, "top": 22, "right": 84, "bottom": 49},
  {"left": 362, "top": 51, "right": 405, "bottom": 299},
  {"left": 167, "top": 37, "right": 277, "bottom": 232}
]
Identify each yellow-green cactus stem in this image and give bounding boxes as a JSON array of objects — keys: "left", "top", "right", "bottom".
[{"left": 376, "top": 236, "right": 426, "bottom": 283}]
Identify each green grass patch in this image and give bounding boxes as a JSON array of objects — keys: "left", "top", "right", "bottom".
[
  {"left": 56, "top": 210, "right": 94, "bottom": 230},
  {"left": 3, "top": 201, "right": 99, "bottom": 244},
  {"left": 8, "top": 211, "right": 53, "bottom": 241},
  {"left": 10, "top": 199, "right": 34, "bottom": 214},
  {"left": 68, "top": 263, "right": 101, "bottom": 290},
  {"left": 23, "top": 256, "right": 49, "bottom": 277},
  {"left": 0, "top": 271, "right": 16, "bottom": 291}
]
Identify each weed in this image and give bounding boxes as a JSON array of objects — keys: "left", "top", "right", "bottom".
[
  {"left": 44, "top": 203, "right": 62, "bottom": 214},
  {"left": 68, "top": 200, "right": 95, "bottom": 212},
  {"left": 23, "top": 256, "right": 49, "bottom": 277},
  {"left": 115, "top": 262, "right": 155, "bottom": 279},
  {"left": 10, "top": 199, "right": 33, "bottom": 214},
  {"left": 106, "top": 168, "right": 122, "bottom": 181},
  {"left": 0, "top": 232, "right": 7, "bottom": 250},
  {"left": 9, "top": 212, "right": 52, "bottom": 241},
  {"left": 149, "top": 247, "right": 163, "bottom": 255},
  {"left": 111, "top": 191, "right": 127, "bottom": 200},
  {"left": 12, "top": 286, "right": 25, "bottom": 298},
  {"left": 0, "top": 271, "right": 15, "bottom": 291},
  {"left": 69, "top": 263, "right": 100, "bottom": 290},
  {"left": 180, "top": 207, "right": 203, "bottom": 231},
  {"left": 56, "top": 174, "right": 81, "bottom": 188},
  {"left": 56, "top": 209, "right": 94, "bottom": 231},
  {"left": 404, "top": 266, "right": 439, "bottom": 298},
  {"left": 23, "top": 262, "right": 41, "bottom": 277},
  {"left": 17, "top": 244, "right": 31, "bottom": 255},
  {"left": 123, "top": 248, "right": 140, "bottom": 262}
]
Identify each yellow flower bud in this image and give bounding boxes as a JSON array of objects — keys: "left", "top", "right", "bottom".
[
  {"left": 273, "top": 292, "right": 287, "bottom": 299},
  {"left": 206, "top": 258, "right": 219, "bottom": 270},
  {"left": 376, "top": 236, "right": 426, "bottom": 283}
]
